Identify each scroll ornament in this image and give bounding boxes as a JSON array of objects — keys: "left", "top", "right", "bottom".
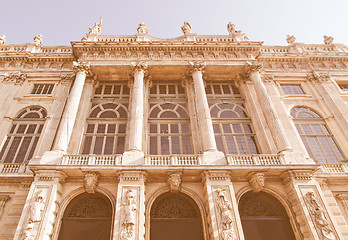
[
  {"left": 305, "top": 192, "right": 335, "bottom": 240},
  {"left": 215, "top": 189, "right": 237, "bottom": 240}
]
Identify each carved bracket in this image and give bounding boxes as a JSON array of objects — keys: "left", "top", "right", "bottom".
[{"left": 307, "top": 71, "right": 332, "bottom": 83}]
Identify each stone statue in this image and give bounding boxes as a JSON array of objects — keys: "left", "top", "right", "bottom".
[
  {"left": 305, "top": 192, "right": 335, "bottom": 239},
  {"left": 121, "top": 189, "right": 137, "bottom": 240},
  {"left": 89, "top": 17, "right": 103, "bottom": 35},
  {"left": 0, "top": 35, "right": 6, "bottom": 45},
  {"left": 286, "top": 35, "right": 296, "bottom": 45},
  {"left": 181, "top": 21, "right": 192, "bottom": 35},
  {"left": 23, "top": 190, "right": 46, "bottom": 240},
  {"left": 84, "top": 172, "right": 99, "bottom": 193},
  {"left": 215, "top": 189, "right": 237, "bottom": 240},
  {"left": 137, "top": 22, "right": 149, "bottom": 34},
  {"left": 324, "top": 35, "right": 334, "bottom": 45},
  {"left": 227, "top": 22, "right": 242, "bottom": 35},
  {"left": 33, "top": 35, "right": 42, "bottom": 45},
  {"left": 168, "top": 173, "right": 181, "bottom": 193}
]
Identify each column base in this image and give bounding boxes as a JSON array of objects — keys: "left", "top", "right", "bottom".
[
  {"left": 122, "top": 150, "right": 145, "bottom": 165},
  {"left": 279, "top": 150, "right": 315, "bottom": 164},
  {"left": 29, "top": 150, "right": 64, "bottom": 165},
  {"left": 202, "top": 150, "right": 226, "bottom": 165}
]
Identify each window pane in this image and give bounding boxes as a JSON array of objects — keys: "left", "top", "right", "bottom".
[
  {"left": 172, "top": 136, "right": 180, "bottom": 154},
  {"left": 104, "top": 137, "right": 114, "bottom": 154},
  {"left": 116, "top": 136, "right": 125, "bottom": 154},
  {"left": 93, "top": 137, "right": 104, "bottom": 154},
  {"left": 182, "top": 136, "right": 192, "bottom": 154},
  {"left": 150, "top": 137, "right": 157, "bottom": 155},
  {"left": 161, "top": 136, "right": 169, "bottom": 155},
  {"left": 82, "top": 137, "right": 92, "bottom": 154}
]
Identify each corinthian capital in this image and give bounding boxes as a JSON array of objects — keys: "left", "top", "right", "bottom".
[
  {"left": 188, "top": 61, "right": 206, "bottom": 74},
  {"left": 73, "top": 61, "right": 91, "bottom": 75},
  {"left": 131, "top": 62, "right": 148, "bottom": 75},
  {"left": 244, "top": 61, "right": 263, "bottom": 75},
  {"left": 3, "top": 71, "right": 27, "bottom": 85},
  {"left": 307, "top": 71, "right": 331, "bottom": 83}
]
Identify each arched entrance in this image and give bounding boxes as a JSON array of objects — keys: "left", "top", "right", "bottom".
[
  {"left": 150, "top": 192, "right": 204, "bottom": 240},
  {"left": 239, "top": 191, "right": 296, "bottom": 240},
  {"left": 58, "top": 192, "right": 113, "bottom": 240}
]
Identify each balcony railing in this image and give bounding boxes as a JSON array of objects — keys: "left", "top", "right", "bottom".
[
  {"left": 145, "top": 155, "right": 201, "bottom": 166},
  {"left": 61, "top": 155, "right": 122, "bottom": 165},
  {"left": 320, "top": 163, "right": 348, "bottom": 174},
  {"left": 0, "top": 163, "right": 27, "bottom": 173},
  {"left": 226, "top": 154, "right": 284, "bottom": 165}
]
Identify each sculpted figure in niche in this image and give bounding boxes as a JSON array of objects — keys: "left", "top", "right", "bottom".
[
  {"left": 137, "top": 22, "right": 149, "bottom": 34},
  {"left": 215, "top": 189, "right": 237, "bottom": 240},
  {"left": 121, "top": 189, "right": 137, "bottom": 240},
  {"left": 23, "top": 190, "right": 46, "bottom": 240},
  {"left": 89, "top": 17, "right": 103, "bottom": 35},
  {"left": 181, "top": 21, "right": 192, "bottom": 35},
  {"left": 305, "top": 192, "right": 335, "bottom": 240}
]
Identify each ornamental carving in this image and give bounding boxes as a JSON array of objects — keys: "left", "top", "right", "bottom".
[
  {"left": 248, "top": 172, "right": 265, "bottom": 193},
  {"left": 137, "top": 22, "right": 149, "bottom": 34},
  {"left": 324, "top": 35, "right": 334, "bottom": 45},
  {"left": 130, "top": 62, "right": 148, "bottom": 76},
  {"left": 60, "top": 73, "right": 75, "bottom": 84},
  {"left": 168, "top": 173, "right": 181, "bottom": 193},
  {"left": 23, "top": 190, "right": 46, "bottom": 240},
  {"left": 151, "top": 193, "right": 199, "bottom": 219},
  {"left": 243, "top": 61, "right": 263, "bottom": 75},
  {"left": 181, "top": 21, "right": 192, "bottom": 35},
  {"left": 286, "top": 35, "right": 296, "bottom": 45},
  {"left": 188, "top": 61, "right": 206, "bottom": 74},
  {"left": 0, "top": 195, "right": 10, "bottom": 218},
  {"left": 305, "top": 192, "right": 336, "bottom": 240},
  {"left": 73, "top": 61, "right": 91, "bottom": 75},
  {"left": 121, "top": 189, "right": 137, "bottom": 240},
  {"left": 307, "top": 71, "right": 331, "bottom": 83},
  {"left": 0, "top": 35, "right": 6, "bottom": 45},
  {"left": 66, "top": 194, "right": 111, "bottom": 218},
  {"left": 33, "top": 35, "right": 42, "bottom": 45},
  {"left": 227, "top": 22, "right": 249, "bottom": 41},
  {"left": 83, "top": 172, "right": 99, "bottom": 193},
  {"left": 215, "top": 189, "right": 237, "bottom": 240},
  {"left": 336, "top": 194, "right": 348, "bottom": 215},
  {"left": 3, "top": 71, "right": 27, "bottom": 85}
]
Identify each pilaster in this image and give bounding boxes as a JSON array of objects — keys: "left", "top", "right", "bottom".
[
  {"left": 113, "top": 171, "right": 146, "bottom": 240},
  {"left": 282, "top": 170, "right": 344, "bottom": 240},
  {"left": 203, "top": 171, "right": 244, "bottom": 240},
  {"left": 14, "top": 170, "right": 67, "bottom": 240}
]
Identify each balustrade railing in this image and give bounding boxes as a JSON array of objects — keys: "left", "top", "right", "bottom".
[
  {"left": 145, "top": 155, "right": 200, "bottom": 166},
  {"left": 0, "top": 163, "right": 26, "bottom": 173},
  {"left": 61, "top": 155, "right": 121, "bottom": 165},
  {"left": 226, "top": 154, "right": 284, "bottom": 165},
  {"left": 320, "top": 163, "right": 348, "bottom": 174}
]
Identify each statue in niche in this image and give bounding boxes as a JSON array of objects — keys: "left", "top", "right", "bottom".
[
  {"left": 89, "top": 17, "right": 103, "bottom": 35},
  {"left": 137, "top": 22, "right": 149, "bottom": 34},
  {"left": 305, "top": 192, "right": 335, "bottom": 240},
  {"left": 121, "top": 189, "right": 137, "bottom": 240},
  {"left": 181, "top": 21, "right": 192, "bottom": 35},
  {"left": 23, "top": 190, "right": 46, "bottom": 240},
  {"left": 215, "top": 189, "right": 237, "bottom": 240}
]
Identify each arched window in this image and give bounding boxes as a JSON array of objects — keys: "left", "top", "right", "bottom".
[
  {"left": 207, "top": 82, "right": 259, "bottom": 155},
  {"left": 150, "top": 192, "right": 204, "bottom": 240},
  {"left": 0, "top": 106, "right": 47, "bottom": 163},
  {"left": 149, "top": 103, "right": 193, "bottom": 154},
  {"left": 82, "top": 103, "right": 128, "bottom": 155},
  {"left": 239, "top": 191, "right": 296, "bottom": 240},
  {"left": 291, "top": 107, "right": 344, "bottom": 163},
  {"left": 58, "top": 192, "right": 113, "bottom": 240}
]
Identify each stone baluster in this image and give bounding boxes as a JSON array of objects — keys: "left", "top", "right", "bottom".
[
  {"left": 243, "top": 62, "right": 292, "bottom": 153},
  {"left": 122, "top": 63, "right": 148, "bottom": 165},
  {"left": 52, "top": 61, "right": 91, "bottom": 153}
]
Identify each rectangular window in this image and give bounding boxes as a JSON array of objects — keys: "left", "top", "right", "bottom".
[
  {"left": 31, "top": 84, "right": 54, "bottom": 95},
  {"left": 94, "top": 82, "right": 129, "bottom": 98},
  {"left": 280, "top": 84, "right": 304, "bottom": 95},
  {"left": 339, "top": 85, "right": 348, "bottom": 92},
  {"left": 205, "top": 83, "right": 241, "bottom": 99}
]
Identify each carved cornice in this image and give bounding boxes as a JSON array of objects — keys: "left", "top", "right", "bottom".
[
  {"left": 203, "top": 171, "right": 231, "bottom": 182},
  {"left": 73, "top": 61, "right": 91, "bottom": 75},
  {"left": 281, "top": 170, "right": 314, "bottom": 184},
  {"left": 118, "top": 171, "right": 146, "bottom": 182},
  {"left": 3, "top": 71, "right": 27, "bottom": 85},
  {"left": 307, "top": 71, "right": 332, "bottom": 83}
]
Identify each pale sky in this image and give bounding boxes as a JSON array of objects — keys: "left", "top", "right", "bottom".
[{"left": 1, "top": 0, "right": 347, "bottom": 46}]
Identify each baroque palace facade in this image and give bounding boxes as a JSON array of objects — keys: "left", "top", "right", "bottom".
[{"left": 0, "top": 20, "right": 348, "bottom": 240}]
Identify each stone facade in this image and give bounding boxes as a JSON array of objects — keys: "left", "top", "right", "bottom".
[{"left": 0, "top": 22, "right": 347, "bottom": 240}]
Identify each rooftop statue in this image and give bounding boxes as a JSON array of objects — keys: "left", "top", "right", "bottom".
[
  {"left": 89, "top": 17, "right": 103, "bottom": 35},
  {"left": 286, "top": 35, "right": 296, "bottom": 45},
  {"left": 324, "top": 35, "right": 334, "bottom": 45},
  {"left": 33, "top": 35, "right": 42, "bottom": 45},
  {"left": 181, "top": 21, "right": 192, "bottom": 35},
  {"left": 0, "top": 35, "right": 5, "bottom": 45},
  {"left": 227, "top": 22, "right": 249, "bottom": 41},
  {"left": 137, "top": 22, "right": 149, "bottom": 34}
]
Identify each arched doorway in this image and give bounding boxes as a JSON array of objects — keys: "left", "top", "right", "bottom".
[
  {"left": 150, "top": 192, "right": 204, "bottom": 240},
  {"left": 239, "top": 191, "right": 296, "bottom": 240},
  {"left": 58, "top": 192, "right": 113, "bottom": 240}
]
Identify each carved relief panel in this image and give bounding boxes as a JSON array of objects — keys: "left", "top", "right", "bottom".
[{"left": 120, "top": 188, "right": 140, "bottom": 240}]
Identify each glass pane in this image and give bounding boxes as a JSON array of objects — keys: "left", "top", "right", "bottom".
[
  {"left": 222, "top": 124, "right": 232, "bottom": 133},
  {"left": 150, "top": 124, "right": 157, "bottom": 133},
  {"left": 215, "top": 136, "right": 225, "bottom": 153},
  {"left": 86, "top": 124, "right": 95, "bottom": 133},
  {"left": 161, "top": 136, "right": 169, "bottom": 155},
  {"left": 171, "top": 124, "right": 179, "bottom": 133},
  {"left": 97, "top": 124, "right": 106, "bottom": 133},
  {"left": 15, "top": 136, "right": 31, "bottom": 163},
  {"left": 168, "top": 85, "right": 175, "bottom": 94},
  {"left": 5, "top": 137, "right": 21, "bottom": 163},
  {"left": 181, "top": 124, "right": 190, "bottom": 134},
  {"left": 171, "top": 136, "right": 180, "bottom": 154},
  {"left": 27, "top": 125, "right": 36, "bottom": 134},
  {"left": 116, "top": 136, "right": 125, "bottom": 154},
  {"left": 213, "top": 124, "right": 221, "bottom": 133},
  {"left": 150, "top": 137, "right": 157, "bottom": 155},
  {"left": 107, "top": 124, "right": 116, "bottom": 133},
  {"left": 17, "top": 125, "right": 26, "bottom": 134},
  {"left": 225, "top": 136, "right": 237, "bottom": 154},
  {"left": 82, "top": 137, "right": 92, "bottom": 154},
  {"left": 93, "top": 137, "right": 104, "bottom": 154},
  {"left": 104, "top": 85, "right": 112, "bottom": 94},
  {"left": 232, "top": 124, "right": 242, "bottom": 133},
  {"left": 118, "top": 124, "right": 126, "bottom": 133},
  {"left": 28, "top": 137, "right": 39, "bottom": 161},
  {"left": 247, "top": 136, "right": 258, "bottom": 154},
  {"left": 160, "top": 124, "right": 168, "bottom": 133},
  {"left": 104, "top": 137, "right": 114, "bottom": 154},
  {"left": 182, "top": 136, "right": 192, "bottom": 154},
  {"left": 236, "top": 136, "right": 248, "bottom": 154}
]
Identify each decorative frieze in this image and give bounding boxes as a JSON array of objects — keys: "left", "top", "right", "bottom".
[
  {"left": 3, "top": 71, "right": 27, "bottom": 85},
  {"left": 282, "top": 170, "right": 314, "bottom": 184},
  {"left": 83, "top": 172, "right": 99, "bottom": 193}
]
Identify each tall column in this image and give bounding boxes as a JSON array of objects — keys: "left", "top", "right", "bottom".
[
  {"left": 113, "top": 171, "right": 146, "bottom": 240},
  {"left": 123, "top": 63, "right": 147, "bottom": 165},
  {"left": 14, "top": 170, "right": 66, "bottom": 240},
  {"left": 52, "top": 61, "right": 90, "bottom": 153},
  {"left": 203, "top": 171, "right": 245, "bottom": 240},
  {"left": 281, "top": 170, "right": 345, "bottom": 240},
  {"left": 308, "top": 71, "right": 348, "bottom": 140},
  {"left": 188, "top": 62, "right": 225, "bottom": 164},
  {"left": 243, "top": 62, "right": 292, "bottom": 153}
]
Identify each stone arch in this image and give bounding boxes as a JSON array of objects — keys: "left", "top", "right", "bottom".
[
  {"left": 146, "top": 187, "right": 207, "bottom": 240},
  {"left": 57, "top": 188, "right": 114, "bottom": 240},
  {"left": 238, "top": 190, "right": 297, "bottom": 240}
]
